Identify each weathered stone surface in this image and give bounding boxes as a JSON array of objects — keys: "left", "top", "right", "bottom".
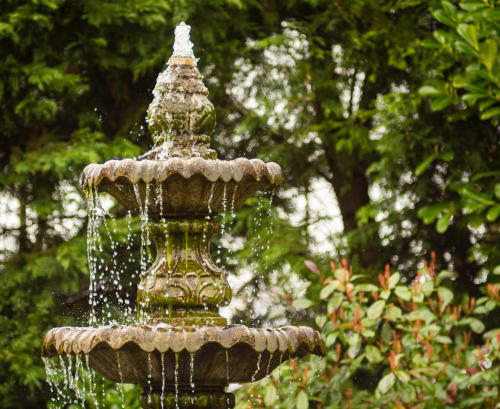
[
  {"left": 42, "top": 324, "right": 326, "bottom": 387},
  {"left": 147, "top": 55, "right": 216, "bottom": 159},
  {"left": 136, "top": 219, "right": 231, "bottom": 323},
  {"left": 80, "top": 158, "right": 282, "bottom": 216}
]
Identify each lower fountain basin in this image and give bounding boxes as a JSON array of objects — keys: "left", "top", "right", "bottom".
[{"left": 42, "top": 324, "right": 325, "bottom": 389}]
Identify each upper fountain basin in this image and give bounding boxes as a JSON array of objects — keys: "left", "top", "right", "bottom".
[{"left": 81, "top": 157, "right": 282, "bottom": 216}]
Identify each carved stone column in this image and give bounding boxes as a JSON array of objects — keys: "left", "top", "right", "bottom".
[{"left": 137, "top": 218, "right": 230, "bottom": 325}]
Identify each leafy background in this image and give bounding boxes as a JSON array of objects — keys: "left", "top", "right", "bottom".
[{"left": 0, "top": 0, "right": 498, "bottom": 408}]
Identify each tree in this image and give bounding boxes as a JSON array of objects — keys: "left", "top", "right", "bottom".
[
  {"left": 213, "top": 0, "right": 499, "bottom": 293},
  {"left": 364, "top": 0, "right": 499, "bottom": 291},
  {"left": 0, "top": 0, "right": 498, "bottom": 406}
]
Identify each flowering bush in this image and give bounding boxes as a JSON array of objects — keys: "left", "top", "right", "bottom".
[{"left": 236, "top": 259, "right": 499, "bottom": 408}]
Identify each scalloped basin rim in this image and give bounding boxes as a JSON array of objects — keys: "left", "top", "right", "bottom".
[
  {"left": 80, "top": 158, "right": 283, "bottom": 187},
  {"left": 42, "top": 324, "right": 326, "bottom": 356}
]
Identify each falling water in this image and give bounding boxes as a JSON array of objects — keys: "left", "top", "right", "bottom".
[
  {"left": 94, "top": 190, "right": 121, "bottom": 323},
  {"left": 42, "top": 358, "right": 53, "bottom": 402},
  {"left": 101, "top": 215, "right": 122, "bottom": 322},
  {"left": 190, "top": 352, "right": 195, "bottom": 402},
  {"left": 125, "top": 210, "right": 134, "bottom": 316},
  {"left": 263, "top": 188, "right": 276, "bottom": 266},
  {"left": 85, "top": 183, "right": 136, "bottom": 325},
  {"left": 230, "top": 184, "right": 237, "bottom": 219},
  {"left": 161, "top": 353, "right": 166, "bottom": 409},
  {"left": 43, "top": 357, "right": 62, "bottom": 407},
  {"left": 45, "top": 355, "right": 91, "bottom": 408},
  {"left": 73, "top": 356, "right": 82, "bottom": 402},
  {"left": 207, "top": 183, "right": 215, "bottom": 215},
  {"left": 59, "top": 355, "right": 69, "bottom": 391},
  {"left": 144, "top": 183, "right": 151, "bottom": 263},
  {"left": 133, "top": 184, "right": 146, "bottom": 277},
  {"left": 205, "top": 182, "right": 215, "bottom": 245},
  {"left": 202, "top": 183, "right": 215, "bottom": 268},
  {"left": 251, "top": 352, "right": 262, "bottom": 382},
  {"left": 86, "top": 186, "right": 99, "bottom": 325},
  {"left": 134, "top": 183, "right": 152, "bottom": 322},
  {"left": 157, "top": 182, "right": 169, "bottom": 278},
  {"left": 60, "top": 357, "right": 72, "bottom": 406},
  {"left": 69, "top": 356, "right": 77, "bottom": 405},
  {"left": 249, "top": 194, "right": 265, "bottom": 307},
  {"left": 73, "top": 360, "right": 83, "bottom": 406},
  {"left": 115, "top": 350, "right": 126, "bottom": 409},
  {"left": 70, "top": 355, "right": 83, "bottom": 405},
  {"left": 265, "top": 352, "right": 273, "bottom": 376},
  {"left": 147, "top": 352, "right": 153, "bottom": 405},
  {"left": 221, "top": 183, "right": 227, "bottom": 220},
  {"left": 74, "top": 355, "right": 88, "bottom": 406},
  {"left": 174, "top": 353, "right": 180, "bottom": 409},
  {"left": 61, "top": 357, "right": 72, "bottom": 406},
  {"left": 68, "top": 355, "right": 75, "bottom": 395},
  {"left": 85, "top": 353, "right": 100, "bottom": 409},
  {"left": 247, "top": 189, "right": 277, "bottom": 316},
  {"left": 157, "top": 181, "right": 164, "bottom": 219},
  {"left": 216, "top": 183, "right": 228, "bottom": 264},
  {"left": 220, "top": 183, "right": 239, "bottom": 279},
  {"left": 76, "top": 355, "right": 86, "bottom": 405}
]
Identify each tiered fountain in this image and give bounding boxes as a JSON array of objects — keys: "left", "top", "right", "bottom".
[{"left": 42, "top": 23, "right": 325, "bottom": 408}]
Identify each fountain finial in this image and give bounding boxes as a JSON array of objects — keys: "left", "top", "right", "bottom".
[{"left": 147, "top": 22, "right": 216, "bottom": 159}]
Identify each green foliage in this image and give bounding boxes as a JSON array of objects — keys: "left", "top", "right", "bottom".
[
  {"left": 357, "top": 0, "right": 499, "bottom": 284},
  {"left": 0, "top": 235, "right": 87, "bottom": 404},
  {"left": 237, "top": 261, "right": 500, "bottom": 408},
  {"left": 413, "top": 0, "right": 500, "bottom": 262},
  {"left": 419, "top": 0, "right": 500, "bottom": 123},
  {"left": 0, "top": 0, "right": 498, "bottom": 407}
]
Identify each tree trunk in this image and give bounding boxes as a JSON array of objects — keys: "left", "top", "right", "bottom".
[
  {"left": 17, "top": 186, "right": 29, "bottom": 252},
  {"left": 321, "top": 141, "right": 378, "bottom": 268},
  {"left": 309, "top": 53, "right": 380, "bottom": 268}
]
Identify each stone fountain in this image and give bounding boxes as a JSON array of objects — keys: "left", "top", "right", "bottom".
[{"left": 42, "top": 23, "right": 325, "bottom": 408}]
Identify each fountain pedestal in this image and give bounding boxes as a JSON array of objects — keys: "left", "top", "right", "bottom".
[
  {"left": 141, "top": 391, "right": 235, "bottom": 409},
  {"left": 137, "top": 218, "right": 230, "bottom": 326}
]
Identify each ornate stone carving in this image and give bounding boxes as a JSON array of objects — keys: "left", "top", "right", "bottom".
[
  {"left": 80, "top": 159, "right": 282, "bottom": 216},
  {"left": 137, "top": 219, "right": 230, "bottom": 325},
  {"left": 42, "top": 324, "right": 326, "bottom": 384},
  {"left": 147, "top": 48, "right": 216, "bottom": 159}
]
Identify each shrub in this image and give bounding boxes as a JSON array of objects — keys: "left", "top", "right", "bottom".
[{"left": 236, "top": 259, "right": 499, "bottom": 408}]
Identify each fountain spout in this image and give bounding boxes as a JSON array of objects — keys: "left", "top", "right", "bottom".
[{"left": 172, "top": 22, "right": 195, "bottom": 59}]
